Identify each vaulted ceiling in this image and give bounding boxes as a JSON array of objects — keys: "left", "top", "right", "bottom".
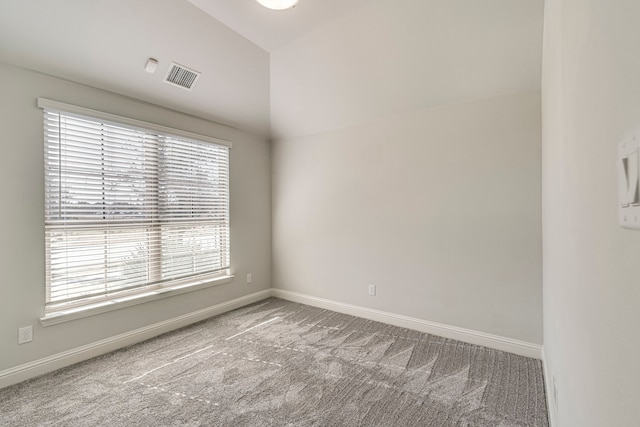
[
  {"left": 0, "top": 0, "right": 271, "bottom": 136},
  {"left": 0, "top": 0, "right": 543, "bottom": 139},
  {"left": 188, "top": 0, "right": 369, "bottom": 52}
]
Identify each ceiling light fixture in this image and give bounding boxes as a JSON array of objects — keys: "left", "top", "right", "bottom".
[{"left": 255, "top": 0, "right": 299, "bottom": 11}]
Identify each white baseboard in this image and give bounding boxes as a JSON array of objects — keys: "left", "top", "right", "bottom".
[
  {"left": 271, "top": 289, "right": 543, "bottom": 360},
  {"left": 542, "top": 349, "right": 556, "bottom": 426},
  {"left": 0, "top": 289, "right": 272, "bottom": 389},
  {"left": 1, "top": 287, "right": 543, "bottom": 390}
]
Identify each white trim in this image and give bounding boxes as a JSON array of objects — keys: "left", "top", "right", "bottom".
[
  {"left": 37, "top": 98, "right": 232, "bottom": 148},
  {"left": 0, "top": 290, "right": 271, "bottom": 389},
  {"left": 41, "top": 275, "right": 234, "bottom": 327},
  {"left": 271, "top": 289, "right": 543, "bottom": 360},
  {"left": 1, "top": 288, "right": 544, "bottom": 390},
  {"left": 542, "top": 348, "right": 556, "bottom": 426}
]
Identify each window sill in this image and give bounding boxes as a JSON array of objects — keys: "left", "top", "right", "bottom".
[{"left": 40, "top": 275, "right": 234, "bottom": 327}]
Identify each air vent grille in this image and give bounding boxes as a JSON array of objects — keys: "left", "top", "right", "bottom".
[{"left": 165, "top": 62, "right": 201, "bottom": 90}]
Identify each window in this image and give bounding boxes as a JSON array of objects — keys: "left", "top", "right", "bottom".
[{"left": 40, "top": 99, "right": 231, "bottom": 315}]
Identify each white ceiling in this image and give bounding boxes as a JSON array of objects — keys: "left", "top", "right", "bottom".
[
  {"left": 0, "top": 0, "right": 543, "bottom": 139},
  {"left": 188, "top": 0, "right": 369, "bottom": 52},
  {"left": 0, "top": 0, "right": 272, "bottom": 136}
]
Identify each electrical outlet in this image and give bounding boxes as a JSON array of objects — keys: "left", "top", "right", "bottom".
[
  {"left": 246, "top": 273, "right": 252, "bottom": 284},
  {"left": 368, "top": 284, "right": 376, "bottom": 296},
  {"left": 18, "top": 326, "right": 33, "bottom": 344}
]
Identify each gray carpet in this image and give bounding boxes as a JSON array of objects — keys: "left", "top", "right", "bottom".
[{"left": 0, "top": 298, "right": 548, "bottom": 426}]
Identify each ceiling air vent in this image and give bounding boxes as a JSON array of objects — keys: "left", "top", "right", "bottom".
[{"left": 165, "top": 62, "right": 201, "bottom": 91}]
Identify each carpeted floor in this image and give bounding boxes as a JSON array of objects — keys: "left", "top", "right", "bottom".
[{"left": 0, "top": 298, "right": 549, "bottom": 426}]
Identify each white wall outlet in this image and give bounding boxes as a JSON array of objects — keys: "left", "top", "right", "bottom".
[
  {"left": 368, "top": 284, "right": 376, "bottom": 296},
  {"left": 18, "top": 325, "right": 33, "bottom": 344},
  {"left": 246, "top": 273, "right": 252, "bottom": 284}
]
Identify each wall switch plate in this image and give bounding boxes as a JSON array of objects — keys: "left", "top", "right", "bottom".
[
  {"left": 368, "top": 284, "right": 376, "bottom": 296},
  {"left": 18, "top": 326, "right": 33, "bottom": 344},
  {"left": 618, "top": 131, "right": 640, "bottom": 229},
  {"left": 246, "top": 273, "right": 252, "bottom": 284}
]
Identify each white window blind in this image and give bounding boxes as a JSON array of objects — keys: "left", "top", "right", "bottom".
[{"left": 41, "top": 99, "right": 230, "bottom": 313}]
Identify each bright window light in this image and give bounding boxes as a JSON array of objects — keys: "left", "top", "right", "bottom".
[{"left": 40, "top": 99, "right": 231, "bottom": 313}]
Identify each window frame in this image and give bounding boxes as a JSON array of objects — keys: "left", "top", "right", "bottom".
[{"left": 38, "top": 98, "right": 233, "bottom": 326}]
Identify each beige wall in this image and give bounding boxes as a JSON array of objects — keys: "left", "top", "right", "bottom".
[
  {"left": 0, "top": 62, "right": 271, "bottom": 373},
  {"left": 273, "top": 91, "right": 542, "bottom": 344},
  {"left": 542, "top": 0, "right": 640, "bottom": 425},
  {"left": 270, "top": 0, "right": 543, "bottom": 140}
]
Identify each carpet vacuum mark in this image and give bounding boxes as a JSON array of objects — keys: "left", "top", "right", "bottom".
[{"left": 0, "top": 298, "right": 548, "bottom": 426}]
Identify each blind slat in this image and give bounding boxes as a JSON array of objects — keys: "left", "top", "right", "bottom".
[{"left": 43, "top": 105, "right": 230, "bottom": 311}]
